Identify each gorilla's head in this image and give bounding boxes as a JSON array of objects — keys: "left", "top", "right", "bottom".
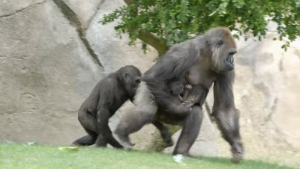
[
  {"left": 169, "top": 81, "right": 184, "bottom": 96},
  {"left": 205, "top": 27, "right": 237, "bottom": 73},
  {"left": 119, "top": 65, "right": 142, "bottom": 100}
]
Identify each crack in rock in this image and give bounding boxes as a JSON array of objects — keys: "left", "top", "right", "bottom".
[
  {"left": 86, "top": 0, "right": 105, "bottom": 30},
  {"left": 0, "top": 1, "right": 47, "bottom": 18},
  {"left": 52, "top": 0, "right": 103, "bottom": 67}
]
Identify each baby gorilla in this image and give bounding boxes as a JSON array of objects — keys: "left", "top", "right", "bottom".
[
  {"left": 169, "top": 81, "right": 184, "bottom": 100},
  {"left": 72, "top": 65, "right": 142, "bottom": 148},
  {"left": 168, "top": 81, "right": 200, "bottom": 111}
]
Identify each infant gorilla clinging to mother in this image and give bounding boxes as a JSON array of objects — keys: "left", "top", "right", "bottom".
[{"left": 168, "top": 81, "right": 202, "bottom": 112}]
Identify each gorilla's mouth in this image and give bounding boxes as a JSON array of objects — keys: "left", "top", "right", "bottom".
[{"left": 227, "top": 56, "right": 234, "bottom": 64}]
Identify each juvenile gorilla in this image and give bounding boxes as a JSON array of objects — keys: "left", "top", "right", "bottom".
[
  {"left": 72, "top": 65, "right": 142, "bottom": 148},
  {"left": 115, "top": 27, "right": 243, "bottom": 163}
]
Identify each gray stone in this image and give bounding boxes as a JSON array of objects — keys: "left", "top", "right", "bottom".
[
  {"left": 62, "top": 0, "right": 104, "bottom": 29},
  {"left": 86, "top": 0, "right": 157, "bottom": 74},
  {"left": 0, "top": 0, "right": 102, "bottom": 145},
  {"left": 235, "top": 32, "right": 300, "bottom": 150},
  {"left": 0, "top": 0, "right": 45, "bottom": 17}
]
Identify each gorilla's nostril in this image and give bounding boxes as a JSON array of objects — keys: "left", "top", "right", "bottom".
[{"left": 229, "top": 50, "right": 237, "bottom": 55}]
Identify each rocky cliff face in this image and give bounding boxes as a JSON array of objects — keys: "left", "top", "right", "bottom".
[
  {"left": 233, "top": 31, "right": 300, "bottom": 154},
  {"left": 0, "top": 0, "right": 155, "bottom": 146},
  {"left": 0, "top": 0, "right": 299, "bottom": 160}
]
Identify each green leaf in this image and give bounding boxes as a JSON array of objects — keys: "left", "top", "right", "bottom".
[{"left": 101, "top": 0, "right": 299, "bottom": 54}]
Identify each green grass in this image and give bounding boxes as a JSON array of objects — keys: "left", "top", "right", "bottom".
[{"left": 0, "top": 143, "right": 295, "bottom": 169}]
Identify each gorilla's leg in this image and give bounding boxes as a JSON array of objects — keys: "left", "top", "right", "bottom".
[
  {"left": 114, "top": 118, "right": 139, "bottom": 148},
  {"left": 94, "top": 108, "right": 124, "bottom": 148},
  {"left": 114, "top": 82, "right": 157, "bottom": 149},
  {"left": 72, "top": 109, "right": 98, "bottom": 146},
  {"left": 114, "top": 126, "right": 134, "bottom": 148},
  {"left": 72, "top": 129, "right": 97, "bottom": 146},
  {"left": 114, "top": 111, "right": 156, "bottom": 149},
  {"left": 173, "top": 105, "right": 203, "bottom": 157},
  {"left": 73, "top": 108, "right": 123, "bottom": 148},
  {"left": 213, "top": 109, "right": 243, "bottom": 163},
  {"left": 152, "top": 120, "right": 174, "bottom": 147},
  {"left": 95, "top": 129, "right": 123, "bottom": 148}
]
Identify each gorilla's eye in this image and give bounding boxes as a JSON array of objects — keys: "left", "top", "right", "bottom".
[
  {"left": 217, "top": 40, "right": 223, "bottom": 46},
  {"left": 136, "top": 79, "right": 141, "bottom": 84}
]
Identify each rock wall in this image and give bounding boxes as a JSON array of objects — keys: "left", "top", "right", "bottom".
[
  {"left": 0, "top": 0, "right": 299, "bottom": 160},
  {"left": 0, "top": 0, "right": 103, "bottom": 145},
  {"left": 234, "top": 31, "right": 300, "bottom": 153},
  {"left": 0, "top": 0, "right": 155, "bottom": 145}
]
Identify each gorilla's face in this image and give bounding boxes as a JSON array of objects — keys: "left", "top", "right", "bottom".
[
  {"left": 208, "top": 28, "right": 237, "bottom": 73},
  {"left": 169, "top": 81, "right": 184, "bottom": 96},
  {"left": 122, "top": 66, "right": 142, "bottom": 100}
]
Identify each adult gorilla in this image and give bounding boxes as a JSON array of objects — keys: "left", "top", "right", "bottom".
[{"left": 115, "top": 27, "right": 243, "bottom": 163}]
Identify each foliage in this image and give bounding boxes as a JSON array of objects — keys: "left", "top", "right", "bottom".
[
  {"left": 0, "top": 143, "right": 295, "bottom": 169},
  {"left": 101, "top": 0, "right": 300, "bottom": 52}
]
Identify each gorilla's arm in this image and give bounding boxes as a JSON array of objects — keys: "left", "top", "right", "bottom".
[
  {"left": 96, "top": 106, "right": 110, "bottom": 136},
  {"left": 95, "top": 79, "right": 121, "bottom": 146},
  {"left": 144, "top": 39, "right": 201, "bottom": 82},
  {"left": 212, "top": 71, "right": 243, "bottom": 163},
  {"left": 143, "top": 40, "right": 202, "bottom": 115}
]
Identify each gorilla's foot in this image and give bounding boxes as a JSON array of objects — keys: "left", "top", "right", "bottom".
[
  {"left": 165, "top": 139, "right": 174, "bottom": 148},
  {"left": 95, "top": 136, "right": 108, "bottom": 147},
  {"left": 114, "top": 134, "right": 135, "bottom": 147},
  {"left": 120, "top": 141, "right": 134, "bottom": 151},
  {"left": 231, "top": 142, "right": 244, "bottom": 163},
  {"left": 231, "top": 152, "right": 243, "bottom": 163},
  {"left": 129, "top": 142, "right": 135, "bottom": 146},
  {"left": 71, "top": 135, "right": 97, "bottom": 146}
]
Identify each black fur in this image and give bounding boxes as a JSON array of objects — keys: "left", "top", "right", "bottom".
[
  {"left": 169, "top": 81, "right": 184, "bottom": 97},
  {"left": 72, "top": 65, "right": 142, "bottom": 148},
  {"left": 168, "top": 81, "right": 204, "bottom": 111}
]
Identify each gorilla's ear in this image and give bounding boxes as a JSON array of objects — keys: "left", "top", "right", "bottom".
[{"left": 135, "top": 78, "right": 141, "bottom": 84}]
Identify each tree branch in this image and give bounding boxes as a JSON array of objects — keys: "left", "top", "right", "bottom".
[
  {"left": 124, "top": 0, "right": 169, "bottom": 56},
  {"left": 137, "top": 31, "right": 169, "bottom": 56}
]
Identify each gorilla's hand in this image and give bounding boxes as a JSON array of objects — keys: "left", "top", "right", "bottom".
[{"left": 182, "top": 95, "right": 199, "bottom": 107}]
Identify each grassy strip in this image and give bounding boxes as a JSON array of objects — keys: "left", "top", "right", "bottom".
[{"left": 0, "top": 143, "right": 294, "bottom": 169}]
